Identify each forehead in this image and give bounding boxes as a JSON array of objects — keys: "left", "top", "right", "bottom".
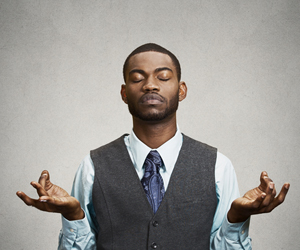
[{"left": 126, "top": 51, "right": 175, "bottom": 73}]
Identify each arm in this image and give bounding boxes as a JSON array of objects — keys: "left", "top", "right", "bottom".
[
  {"left": 58, "top": 155, "right": 97, "bottom": 249},
  {"left": 210, "top": 153, "right": 289, "bottom": 250},
  {"left": 16, "top": 155, "right": 97, "bottom": 249},
  {"left": 210, "top": 152, "right": 252, "bottom": 250}
]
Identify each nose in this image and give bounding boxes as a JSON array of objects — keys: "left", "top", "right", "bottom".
[{"left": 142, "top": 76, "right": 160, "bottom": 92}]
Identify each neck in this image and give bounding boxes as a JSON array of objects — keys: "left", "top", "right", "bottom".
[{"left": 132, "top": 114, "right": 177, "bottom": 149}]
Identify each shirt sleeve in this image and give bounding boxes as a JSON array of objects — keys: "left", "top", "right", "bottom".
[
  {"left": 210, "top": 152, "right": 252, "bottom": 250},
  {"left": 58, "top": 155, "right": 97, "bottom": 250}
]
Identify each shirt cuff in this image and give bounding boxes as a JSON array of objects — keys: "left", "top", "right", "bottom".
[
  {"left": 221, "top": 216, "right": 250, "bottom": 243},
  {"left": 61, "top": 213, "right": 91, "bottom": 241}
]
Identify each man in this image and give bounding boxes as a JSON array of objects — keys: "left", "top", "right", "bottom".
[{"left": 17, "top": 43, "right": 290, "bottom": 249}]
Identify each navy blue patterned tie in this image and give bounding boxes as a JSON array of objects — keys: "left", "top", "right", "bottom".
[{"left": 141, "top": 150, "right": 165, "bottom": 214}]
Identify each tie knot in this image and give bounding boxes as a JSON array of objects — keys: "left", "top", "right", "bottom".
[
  {"left": 148, "top": 150, "right": 162, "bottom": 165},
  {"left": 144, "top": 150, "right": 163, "bottom": 173}
]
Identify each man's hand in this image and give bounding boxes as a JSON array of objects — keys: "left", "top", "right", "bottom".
[
  {"left": 227, "top": 171, "right": 290, "bottom": 223},
  {"left": 16, "top": 170, "right": 84, "bottom": 221}
]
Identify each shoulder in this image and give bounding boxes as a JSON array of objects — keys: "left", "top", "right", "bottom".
[
  {"left": 90, "top": 134, "right": 129, "bottom": 157},
  {"left": 73, "top": 154, "right": 95, "bottom": 188},
  {"left": 216, "top": 151, "right": 233, "bottom": 169},
  {"left": 215, "top": 151, "right": 238, "bottom": 187},
  {"left": 181, "top": 134, "right": 235, "bottom": 176},
  {"left": 181, "top": 134, "right": 217, "bottom": 153},
  {"left": 216, "top": 151, "right": 236, "bottom": 176},
  {"left": 77, "top": 154, "right": 95, "bottom": 173}
]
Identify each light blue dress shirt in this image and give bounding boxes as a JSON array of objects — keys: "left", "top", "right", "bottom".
[{"left": 58, "top": 129, "right": 252, "bottom": 249}]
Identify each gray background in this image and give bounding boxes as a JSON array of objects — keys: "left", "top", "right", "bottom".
[{"left": 1, "top": 1, "right": 299, "bottom": 249}]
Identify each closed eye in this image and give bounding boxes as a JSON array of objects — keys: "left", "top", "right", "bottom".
[
  {"left": 132, "top": 79, "right": 143, "bottom": 83},
  {"left": 158, "top": 78, "right": 170, "bottom": 81}
]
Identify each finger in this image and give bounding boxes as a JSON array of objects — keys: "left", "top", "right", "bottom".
[
  {"left": 38, "top": 170, "right": 50, "bottom": 188},
  {"left": 39, "top": 196, "right": 61, "bottom": 205},
  {"left": 261, "top": 182, "right": 276, "bottom": 207},
  {"left": 31, "top": 181, "right": 48, "bottom": 197},
  {"left": 272, "top": 183, "right": 290, "bottom": 207},
  {"left": 261, "top": 183, "right": 290, "bottom": 213},
  {"left": 16, "top": 191, "right": 37, "bottom": 206},
  {"left": 259, "top": 171, "right": 273, "bottom": 191},
  {"left": 251, "top": 192, "right": 267, "bottom": 209},
  {"left": 17, "top": 191, "right": 52, "bottom": 211},
  {"left": 38, "top": 196, "right": 69, "bottom": 211}
]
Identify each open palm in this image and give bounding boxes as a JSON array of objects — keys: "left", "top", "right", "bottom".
[{"left": 17, "top": 170, "right": 84, "bottom": 221}]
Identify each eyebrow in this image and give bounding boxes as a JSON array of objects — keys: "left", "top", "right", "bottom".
[
  {"left": 129, "top": 69, "right": 145, "bottom": 75},
  {"left": 129, "top": 67, "right": 173, "bottom": 76},
  {"left": 154, "top": 67, "right": 173, "bottom": 74}
]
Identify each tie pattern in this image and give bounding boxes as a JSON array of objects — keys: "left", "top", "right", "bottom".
[{"left": 141, "top": 150, "right": 165, "bottom": 213}]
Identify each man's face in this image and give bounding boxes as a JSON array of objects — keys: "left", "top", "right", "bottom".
[{"left": 121, "top": 51, "right": 186, "bottom": 122}]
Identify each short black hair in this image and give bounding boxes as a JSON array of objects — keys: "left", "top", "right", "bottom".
[{"left": 123, "top": 43, "right": 181, "bottom": 82}]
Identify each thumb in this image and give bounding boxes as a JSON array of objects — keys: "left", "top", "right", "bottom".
[
  {"left": 38, "top": 170, "right": 52, "bottom": 190},
  {"left": 251, "top": 192, "right": 266, "bottom": 209}
]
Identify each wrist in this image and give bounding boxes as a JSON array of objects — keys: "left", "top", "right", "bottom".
[
  {"left": 62, "top": 206, "right": 85, "bottom": 221},
  {"left": 227, "top": 207, "right": 250, "bottom": 223}
]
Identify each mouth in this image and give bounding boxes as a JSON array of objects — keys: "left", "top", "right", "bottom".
[{"left": 140, "top": 93, "right": 164, "bottom": 105}]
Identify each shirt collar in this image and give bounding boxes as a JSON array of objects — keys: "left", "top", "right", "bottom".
[{"left": 128, "top": 127, "right": 183, "bottom": 173}]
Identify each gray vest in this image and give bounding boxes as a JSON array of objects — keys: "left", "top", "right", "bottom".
[{"left": 91, "top": 134, "right": 217, "bottom": 250}]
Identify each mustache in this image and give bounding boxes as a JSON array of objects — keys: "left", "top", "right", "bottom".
[{"left": 139, "top": 93, "right": 165, "bottom": 103}]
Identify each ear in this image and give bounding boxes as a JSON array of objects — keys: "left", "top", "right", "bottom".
[
  {"left": 121, "top": 84, "right": 128, "bottom": 104},
  {"left": 178, "top": 81, "right": 187, "bottom": 101}
]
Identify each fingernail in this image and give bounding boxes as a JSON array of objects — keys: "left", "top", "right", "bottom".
[
  {"left": 285, "top": 184, "right": 289, "bottom": 190},
  {"left": 269, "top": 183, "right": 274, "bottom": 189},
  {"left": 42, "top": 174, "right": 47, "bottom": 177},
  {"left": 262, "top": 194, "right": 266, "bottom": 199},
  {"left": 40, "top": 200, "right": 47, "bottom": 202}
]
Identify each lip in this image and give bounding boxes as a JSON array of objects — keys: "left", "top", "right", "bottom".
[{"left": 140, "top": 93, "right": 164, "bottom": 104}]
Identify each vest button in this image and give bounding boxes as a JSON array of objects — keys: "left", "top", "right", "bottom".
[
  {"left": 151, "top": 242, "right": 158, "bottom": 249},
  {"left": 152, "top": 221, "right": 159, "bottom": 227}
]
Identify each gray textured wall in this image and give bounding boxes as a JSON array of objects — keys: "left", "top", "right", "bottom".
[{"left": 1, "top": 1, "right": 299, "bottom": 249}]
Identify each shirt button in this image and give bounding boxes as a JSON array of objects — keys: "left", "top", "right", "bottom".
[
  {"left": 152, "top": 221, "right": 159, "bottom": 227},
  {"left": 70, "top": 229, "right": 74, "bottom": 233},
  {"left": 241, "top": 230, "right": 245, "bottom": 234},
  {"left": 151, "top": 242, "right": 158, "bottom": 249}
]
